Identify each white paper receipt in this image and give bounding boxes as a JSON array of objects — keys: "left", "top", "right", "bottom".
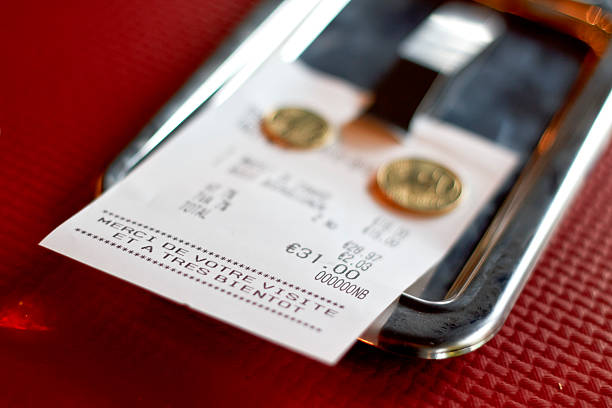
[{"left": 41, "top": 57, "right": 518, "bottom": 364}]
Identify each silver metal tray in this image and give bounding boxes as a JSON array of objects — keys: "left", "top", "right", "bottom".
[{"left": 102, "top": 0, "right": 612, "bottom": 359}]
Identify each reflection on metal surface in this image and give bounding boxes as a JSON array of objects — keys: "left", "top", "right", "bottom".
[
  {"left": 477, "top": 0, "right": 612, "bottom": 54},
  {"left": 280, "top": 0, "right": 351, "bottom": 62},
  {"left": 399, "top": 2, "right": 505, "bottom": 74},
  {"left": 442, "top": 53, "right": 606, "bottom": 301}
]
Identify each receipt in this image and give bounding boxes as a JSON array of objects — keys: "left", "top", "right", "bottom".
[{"left": 41, "top": 57, "right": 518, "bottom": 364}]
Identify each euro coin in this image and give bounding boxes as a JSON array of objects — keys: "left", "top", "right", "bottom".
[
  {"left": 376, "top": 158, "right": 462, "bottom": 215},
  {"left": 261, "top": 107, "right": 332, "bottom": 149}
]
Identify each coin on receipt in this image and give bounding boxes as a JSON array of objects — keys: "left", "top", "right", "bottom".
[
  {"left": 261, "top": 107, "right": 333, "bottom": 149},
  {"left": 376, "top": 158, "right": 462, "bottom": 215}
]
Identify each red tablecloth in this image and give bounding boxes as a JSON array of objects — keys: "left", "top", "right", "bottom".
[{"left": 1, "top": 1, "right": 611, "bottom": 406}]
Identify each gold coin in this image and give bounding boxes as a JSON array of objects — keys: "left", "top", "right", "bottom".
[
  {"left": 261, "top": 107, "right": 332, "bottom": 149},
  {"left": 376, "top": 158, "right": 462, "bottom": 214}
]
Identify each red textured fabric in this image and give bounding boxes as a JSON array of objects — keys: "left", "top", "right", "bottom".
[{"left": 1, "top": 1, "right": 611, "bottom": 407}]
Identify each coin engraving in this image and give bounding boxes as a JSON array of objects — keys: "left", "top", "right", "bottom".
[
  {"left": 376, "top": 158, "right": 462, "bottom": 214},
  {"left": 261, "top": 107, "right": 332, "bottom": 149}
]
